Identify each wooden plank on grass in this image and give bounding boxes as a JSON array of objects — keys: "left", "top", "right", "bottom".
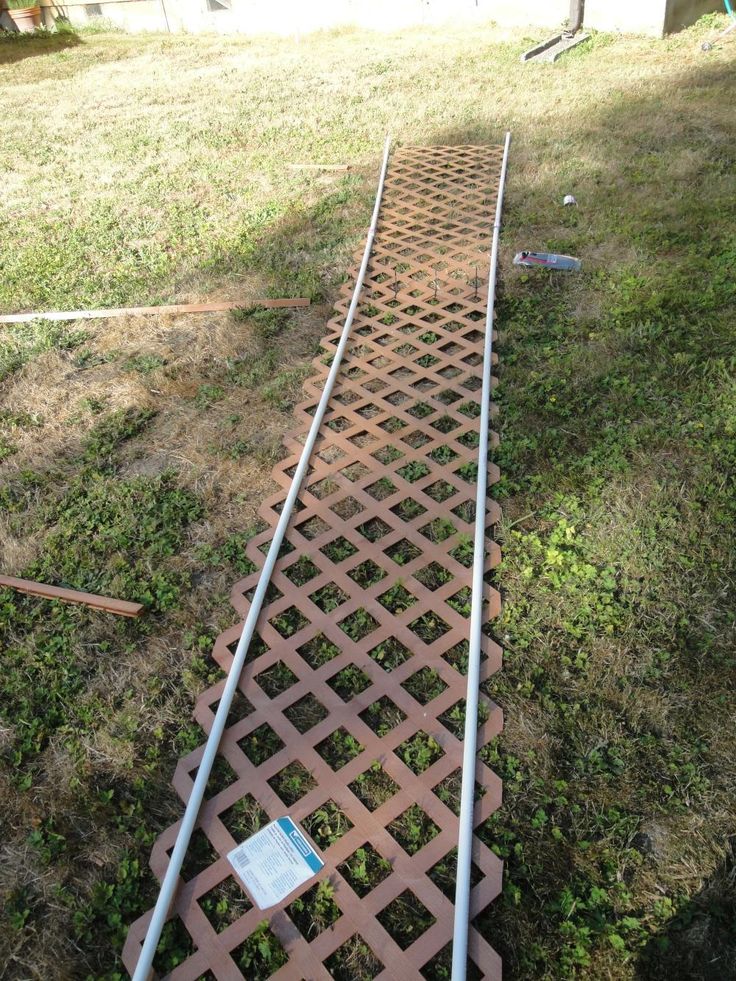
[
  {"left": 0, "top": 297, "right": 310, "bottom": 326},
  {"left": 287, "top": 163, "right": 351, "bottom": 171},
  {"left": 0, "top": 575, "right": 144, "bottom": 618}
]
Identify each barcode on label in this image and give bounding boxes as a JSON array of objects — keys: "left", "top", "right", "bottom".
[{"left": 232, "top": 850, "right": 250, "bottom": 872}]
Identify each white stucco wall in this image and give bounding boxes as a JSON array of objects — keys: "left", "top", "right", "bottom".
[{"left": 40, "top": 0, "right": 721, "bottom": 37}]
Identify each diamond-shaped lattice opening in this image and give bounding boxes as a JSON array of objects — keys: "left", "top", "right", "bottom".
[
  {"left": 384, "top": 537, "right": 422, "bottom": 566},
  {"left": 308, "top": 476, "right": 340, "bottom": 500},
  {"left": 348, "top": 430, "right": 378, "bottom": 450},
  {"left": 378, "top": 582, "right": 417, "bottom": 614},
  {"left": 413, "top": 561, "right": 454, "bottom": 591},
  {"left": 387, "top": 803, "right": 441, "bottom": 857},
  {"left": 338, "top": 842, "right": 393, "bottom": 898},
  {"left": 450, "top": 538, "right": 474, "bottom": 568},
  {"left": 284, "top": 693, "right": 329, "bottom": 734},
  {"left": 372, "top": 444, "right": 404, "bottom": 465},
  {"left": 359, "top": 695, "right": 407, "bottom": 736},
  {"left": 341, "top": 461, "right": 370, "bottom": 482},
  {"left": 255, "top": 660, "right": 299, "bottom": 698},
  {"left": 401, "top": 667, "right": 448, "bottom": 705},
  {"left": 221, "top": 794, "right": 270, "bottom": 842},
  {"left": 394, "top": 342, "right": 418, "bottom": 357},
  {"left": 419, "top": 517, "right": 457, "bottom": 543},
  {"left": 390, "top": 366, "right": 415, "bottom": 382},
  {"left": 402, "top": 429, "right": 432, "bottom": 449},
  {"left": 283, "top": 555, "right": 321, "bottom": 586},
  {"left": 437, "top": 364, "right": 462, "bottom": 380},
  {"left": 455, "top": 461, "right": 478, "bottom": 484},
  {"left": 390, "top": 496, "right": 427, "bottom": 522},
  {"left": 439, "top": 698, "right": 489, "bottom": 739},
  {"left": 379, "top": 415, "right": 407, "bottom": 434},
  {"left": 462, "top": 374, "right": 483, "bottom": 392},
  {"left": 302, "top": 798, "right": 354, "bottom": 850},
  {"left": 258, "top": 537, "right": 295, "bottom": 558},
  {"left": 420, "top": 941, "right": 483, "bottom": 981},
  {"left": 315, "top": 726, "right": 364, "bottom": 770},
  {"left": 356, "top": 401, "right": 381, "bottom": 420},
  {"left": 238, "top": 722, "right": 285, "bottom": 766},
  {"left": 349, "top": 762, "right": 401, "bottom": 811},
  {"left": 427, "top": 443, "right": 459, "bottom": 465},
  {"left": 385, "top": 389, "right": 410, "bottom": 406},
  {"left": 317, "top": 445, "right": 346, "bottom": 463},
  {"left": 463, "top": 351, "right": 483, "bottom": 366},
  {"left": 244, "top": 580, "right": 282, "bottom": 604},
  {"left": 320, "top": 536, "right": 359, "bottom": 566},
  {"left": 229, "top": 634, "right": 271, "bottom": 664},
  {"left": 415, "top": 353, "right": 440, "bottom": 368},
  {"left": 326, "top": 415, "right": 352, "bottom": 433},
  {"left": 268, "top": 760, "right": 317, "bottom": 807},
  {"left": 324, "top": 934, "right": 384, "bottom": 981},
  {"left": 365, "top": 477, "right": 397, "bottom": 501},
  {"left": 406, "top": 400, "right": 434, "bottom": 419},
  {"left": 334, "top": 389, "right": 361, "bottom": 405},
  {"left": 458, "top": 400, "right": 481, "bottom": 419},
  {"left": 199, "top": 876, "right": 252, "bottom": 933},
  {"left": 418, "top": 329, "right": 440, "bottom": 344},
  {"left": 348, "top": 558, "right": 387, "bottom": 589},
  {"left": 230, "top": 925, "right": 288, "bottom": 977},
  {"left": 396, "top": 730, "right": 445, "bottom": 774},
  {"left": 331, "top": 495, "right": 365, "bottom": 520},
  {"left": 269, "top": 604, "right": 310, "bottom": 638},
  {"left": 409, "top": 611, "right": 452, "bottom": 644},
  {"left": 430, "top": 386, "right": 462, "bottom": 406},
  {"left": 286, "top": 879, "right": 341, "bottom": 939},
  {"left": 364, "top": 377, "right": 388, "bottom": 394},
  {"left": 309, "top": 581, "right": 350, "bottom": 613},
  {"left": 428, "top": 848, "right": 484, "bottom": 902},
  {"left": 396, "top": 460, "right": 431, "bottom": 484},
  {"left": 457, "top": 429, "right": 480, "bottom": 450},
  {"left": 192, "top": 754, "right": 238, "bottom": 801},
  {"left": 368, "top": 635, "right": 413, "bottom": 672},
  {"left": 431, "top": 414, "right": 460, "bottom": 434},
  {"left": 171, "top": 827, "right": 218, "bottom": 881},
  {"left": 327, "top": 664, "right": 372, "bottom": 701},
  {"left": 447, "top": 586, "right": 472, "bottom": 618},
  {"left": 452, "top": 499, "right": 476, "bottom": 524},
  {"left": 356, "top": 516, "right": 393, "bottom": 542},
  {"left": 377, "top": 890, "right": 437, "bottom": 951},
  {"left": 297, "top": 632, "right": 342, "bottom": 669},
  {"left": 152, "top": 915, "right": 196, "bottom": 977},
  {"left": 338, "top": 607, "right": 380, "bottom": 642},
  {"left": 212, "top": 689, "right": 254, "bottom": 727},
  {"left": 433, "top": 767, "right": 486, "bottom": 819},
  {"left": 424, "top": 479, "right": 458, "bottom": 503},
  {"left": 296, "top": 515, "right": 332, "bottom": 541},
  {"left": 441, "top": 639, "right": 472, "bottom": 676}
]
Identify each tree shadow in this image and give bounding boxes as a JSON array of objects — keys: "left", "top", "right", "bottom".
[{"left": 636, "top": 838, "right": 736, "bottom": 980}]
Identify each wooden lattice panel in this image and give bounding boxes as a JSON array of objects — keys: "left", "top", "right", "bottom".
[{"left": 124, "top": 145, "right": 504, "bottom": 981}]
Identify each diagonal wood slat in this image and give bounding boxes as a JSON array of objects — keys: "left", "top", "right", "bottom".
[{"left": 124, "top": 144, "right": 504, "bottom": 981}]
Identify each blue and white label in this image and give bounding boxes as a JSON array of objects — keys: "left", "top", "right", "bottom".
[{"left": 227, "top": 817, "right": 324, "bottom": 909}]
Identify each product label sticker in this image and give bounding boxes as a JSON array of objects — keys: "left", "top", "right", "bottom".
[{"left": 227, "top": 816, "right": 324, "bottom": 909}]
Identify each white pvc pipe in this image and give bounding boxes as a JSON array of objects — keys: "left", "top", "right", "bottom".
[
  {"left": 131, "top": 134, "right": 392, "bottom": 981},
  {"left": 451, "top": 131, "right": 512, "bottom": 981}
]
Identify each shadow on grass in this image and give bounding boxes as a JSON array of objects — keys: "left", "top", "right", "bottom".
[
  {"left": 636, "top": 837, "right": 736, "bottom": 980},
  {"left": 0, "top": 26, "right": 82, "bottom": 65}
]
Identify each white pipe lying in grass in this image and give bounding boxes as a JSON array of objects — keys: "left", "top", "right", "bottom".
[
  {"left": 131, "top": 134, "right": 392, "bottom": 981},
  {"left": 451, "top": 130, "right": 512, "bottom": 981}
]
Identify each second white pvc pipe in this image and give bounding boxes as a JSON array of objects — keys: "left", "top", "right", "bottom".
[{"left": 451, "top": 131, "right": 512, "bottom": 981}]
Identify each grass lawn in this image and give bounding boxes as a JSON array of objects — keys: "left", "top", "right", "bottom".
[{"left": 1, "top": 15, "right": 735, "bottom": 980}]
